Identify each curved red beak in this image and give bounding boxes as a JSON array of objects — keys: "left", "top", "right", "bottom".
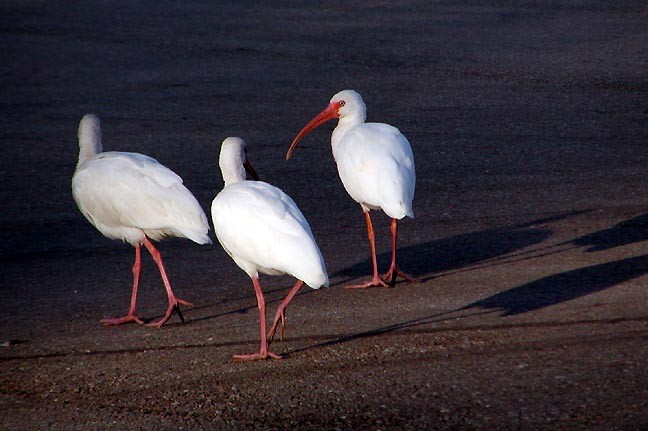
[{"left": 286, "top": 101, "right": 341, "bottom": 160}]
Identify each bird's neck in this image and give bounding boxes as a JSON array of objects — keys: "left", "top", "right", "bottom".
[
  {"left": 331, "top": 113, "right": 365, "bottom": 156},
  {"left": 221, "top": 164, "right": 246, "bottom": 187},
  {"left": 77, "top": 131, "right": 102, "bottom": 168}
]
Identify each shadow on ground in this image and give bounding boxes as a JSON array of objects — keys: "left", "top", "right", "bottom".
[
  {"left": 290, "top": 215, "right": 648, "bottom": 354},
  {"left": 189, "top": 210, "right": 596, "bottom": 323},
  {"left": 186, "top": 212, "right": 647, "bottom": 329},
  {"left": 562, "top": 213, "right": 648, "bottom": 252},
  {"left": 463, "top": 253, "right": 648, "bottom": 316},
  {"left": 290, "top": 253, "right": 648, "bottom": 356},
  {"left": 189, "top": 212, "right": 575, "bottom": 322},
  {"left": 332, "top": 211, "right": 588, "bottom": 284}
]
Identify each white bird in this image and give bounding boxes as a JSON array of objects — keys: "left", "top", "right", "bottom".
[
  {"left": 71, "top": 114, "right": 211, "bottom": 328},
  {"left": 212, "top": 137, "right": 328, "bottom": 361},
  {"left": 287, "top": 90, "right": 418, "bottom": 288}
]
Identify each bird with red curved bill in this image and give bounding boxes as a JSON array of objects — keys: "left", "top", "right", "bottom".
[
  {"left": 72, "top": 114, "right": 211, "bottom": 328},
  {"left": 212, "top": 137, "right": 328, "bottom": 361},
  {"left": 287, "top": 90, "right": 418, "bottom": 289}
]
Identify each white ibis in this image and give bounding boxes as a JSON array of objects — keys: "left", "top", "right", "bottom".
[
  {"left": 71, "top": 114, "right": 211, "bottom": 328},
  {"left": 287, "top": 90, "right": 418, "bottom": 288},
  {"left": 211, "top": 137, "right": 328, "bottom": 361}
]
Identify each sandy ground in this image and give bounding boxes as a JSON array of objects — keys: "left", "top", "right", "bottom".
[{"left": 1, "top": 1, "right": 648, "bottom": 430}]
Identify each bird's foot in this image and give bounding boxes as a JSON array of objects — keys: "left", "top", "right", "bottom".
[
  {"left": 100, "top": 314, "right": 144, "bottom": 326},
  {"left": 232, "top": 350, "right": 282, "bottom": 362},
  {"left": 381, "top": 265, "right": 419, "bottom": 287},
  {"left": 146, "top": 298, "right": 192, "bottom": 328},
  {"left": 345, "top": 275, "right": 390, "bottom": 289}
]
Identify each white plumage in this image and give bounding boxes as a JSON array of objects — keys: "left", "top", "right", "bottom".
[
  {"left": 72, "top": 114, "right": 210, "bottom": 327},
  {"left": 73, "top": 152, "right": 210, "bottom": 245},
  {"left": 334, "top": 122, "right": 415, "bottom": 219},
  {"left": 288, "top": 89, "right": 418, "bottom": 288},
  {"left": 212, "top": 137, "right": 328, "bottom": 361},
  {"left": 213, "top": 181, "right": 328, "bottom": 287}
]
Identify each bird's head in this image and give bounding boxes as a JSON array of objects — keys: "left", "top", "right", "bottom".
[
  {"left": 77, "top": 114, "right": 103, "bottom": 167},
  {"left": 286, "top": 90, "right": 366, "bottom": 160},
  {"left": 219, "top": 137, "right": 260, "bottom": 186}
]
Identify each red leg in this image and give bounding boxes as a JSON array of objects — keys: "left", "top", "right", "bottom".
[
  {"left": 233, "top": 277, "right": 282, "bottom": 361},
  {"left": 141, "top": 237, "right": 192, "bottom": 328},
  {"left": 381, "top": 218, "right": 419, "bottom": 286},
  {"left": 101, "top": 244, "right": 145, "bottom": 326},
  {"left": 346, "top": 211, "right": 389, "bottom": 289},
  {"left": 268, "top": 280, "right": 304, "bottom": 343}
]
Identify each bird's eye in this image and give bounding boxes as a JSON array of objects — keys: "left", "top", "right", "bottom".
[{"left": 338, "top": 100, "right": 346, "bottom": 107}]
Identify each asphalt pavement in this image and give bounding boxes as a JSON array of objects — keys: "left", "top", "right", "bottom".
[{"left": 1, "top": 1, "right": 648, "bottom": 430}]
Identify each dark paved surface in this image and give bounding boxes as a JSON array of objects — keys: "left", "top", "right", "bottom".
[{"left": 1, "top": 1, "right": 648, "bottom": 430}]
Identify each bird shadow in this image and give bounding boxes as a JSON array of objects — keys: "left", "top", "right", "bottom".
[
  {"left": 286, "top": 214, "right": 648, "bottom": 355},
  {"left": 169, "top": 210, "right": 588, "bottom": 325},
  {"left": 331, "top": 210, "right": 589, "bottom": 284},
  {"left": 286, "top": 253, "right": 648, "bottom": 357},
  {"left": 462, "top": 252, "right": 648, "bottom": 316},
  {"left": 171, "top": 212, "right": 648, "bottom": 333},
  {"left": 561, "top": 213, "right": 648, "bottom": 252}
]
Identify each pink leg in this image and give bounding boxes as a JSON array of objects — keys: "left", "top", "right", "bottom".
[
  {"left": 101, "top": 244, "right": 145, "bottom": 326},
  {"left": 267, "top": 280, "right": 304, "bottom": 343},
  {"left": 141, "top": 237, "right": 192, "bottom": 328},
  {"left": 381, "top": 218, "right": 419, "bottom": 286},
  {"left": 233, "top": 277, "right": 282, "bottom": 361},
  {"left": 346, "top": 211, "right": 390, "bottom": 289}
]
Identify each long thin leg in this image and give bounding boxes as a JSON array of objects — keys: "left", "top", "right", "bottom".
[
  {"left": 101, "top": 244, "right": 145, "bottom": 326},
  {"left": 267, "top": 280, "right": 304, "bottom": 343},
  {"left": 381, "top": 218, "right": 419, "bottom": 286},
  {"left": 233, "top": 277, "right": 282, "bottom": 361},
  {"left": 141, "top": 237, "right": 192, "bottom": 328},
  {"left": 346, "top": 211, "right": 389, "bottom": 289}
]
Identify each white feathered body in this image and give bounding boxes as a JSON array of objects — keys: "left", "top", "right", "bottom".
[
  {"left": 211, "top": 180, "right": 328, "bottom": 289},
  {"left": 72, "top": 151, "right": 211, "bottom": 246},
  {"left": 332, "top": 122, "right": 415, "bottom": 220}
]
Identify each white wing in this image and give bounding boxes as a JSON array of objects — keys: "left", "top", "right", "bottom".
[
  {"left": 211, "top": 181, "right": 328, "bottom": 288},
  {"left": 335, "top": 123, "right": 415, "bottom": 219},
  {"left": 72, "top": 151, "right": 210, "bottom": 245}
]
